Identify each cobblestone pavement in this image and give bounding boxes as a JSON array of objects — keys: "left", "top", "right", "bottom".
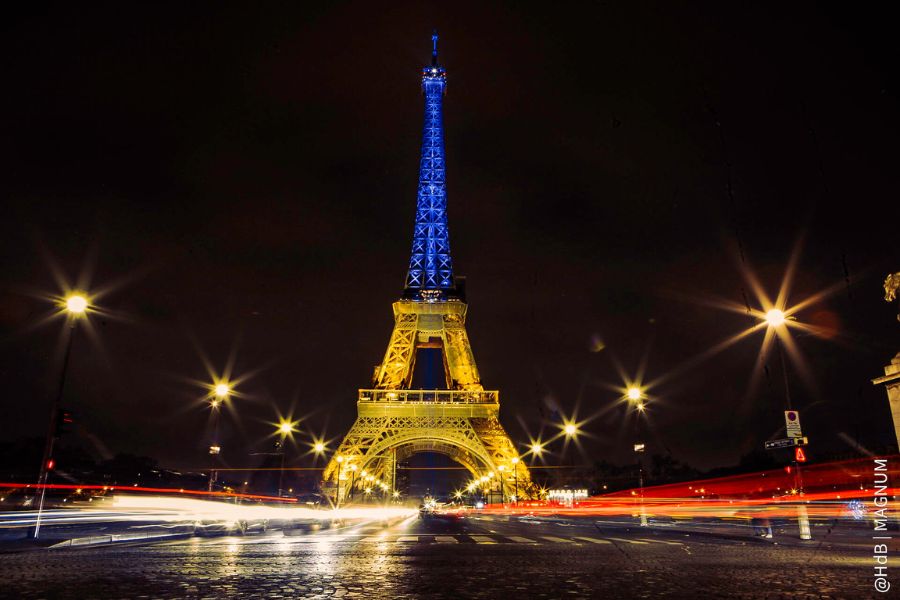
[{"left": 0, "top": 516, "right": 878, "bottom": 599}]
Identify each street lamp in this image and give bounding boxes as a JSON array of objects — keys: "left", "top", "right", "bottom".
[
  {"left": 765, "top": 308, "right": 786, "bottom": 328},
  {"left": 761, "top": 308, "right": 811, "bottom": 540},
  {"left": 34, "top": 292, "right": 90, "bottom": 539},
  {"left": 511, "top": 457, "right": 520, "bottom": 506},
  {"left": 626, "top": 386, "right": 648, "bottom": 527},
  {"left": 335, "top": 455, "right": 344, "bottom": 508},
  {"left": 347, "top": 463, "right": 358, "bottom": 501},
  {"left": 65, "top": 294, "right": 88, "bottom": 314},
  {"left": 563, "top": 423, "right": 578, "bottom": 437},
  {"left": 207, "top": 382, "right": 232, "bottom": 492},
  {"left": 275, "top": 419, "right": 297, "bottom": 497}
]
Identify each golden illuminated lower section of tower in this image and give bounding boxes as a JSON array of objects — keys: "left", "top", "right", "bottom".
[{"left": 323, "top": 300, "right": 533, "bottom": 499}]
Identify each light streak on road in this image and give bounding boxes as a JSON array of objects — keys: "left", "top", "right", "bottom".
[
  {"left": 477, "top": 455, "right": 900, "bottom": 524},
  {"left": 0, "top": 489, "right": 415, "bottom": 531}
]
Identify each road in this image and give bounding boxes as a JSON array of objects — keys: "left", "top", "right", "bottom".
[{"left": 0, "top": 514, "right": 879, "bottom": 598}]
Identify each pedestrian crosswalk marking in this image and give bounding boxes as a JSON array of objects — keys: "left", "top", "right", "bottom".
[
  {"left": 281, "top": 533, "right": 676, "bottom": 546},
  {"left": 471, "top": 535, "right": 497, "bottom": 544}
]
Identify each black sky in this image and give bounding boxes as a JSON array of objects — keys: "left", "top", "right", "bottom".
[{"left": 1, "top": 2, "right": 898, "bottom": 472}]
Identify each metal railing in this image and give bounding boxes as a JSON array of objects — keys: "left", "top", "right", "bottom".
[{"left": 358, "top": 389, "right": 498, "bottom": 404}]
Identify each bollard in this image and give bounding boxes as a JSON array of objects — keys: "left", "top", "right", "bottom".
[{"left": 797, "top": 504, "right": 812, "bottom": 540}]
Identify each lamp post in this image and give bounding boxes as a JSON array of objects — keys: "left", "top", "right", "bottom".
[
  {"left": 763, "top": 308, "right": 811, "bottom": 540},
  {"left": 34, "top": 293, "right": 89, "bottom": 539},
  {"left": 511, "top": 457, "right": 520, "bottom": 506},
  {"left": 527, "top": 443, "right": 543, "bottom": 500},
  {"left": 627, "top": 386, "right": 648, "bottom": 527},
  {"left": 347, "top": 464, "right": 358, "bottom": 502},
  {"left": 207, "top": 383, "right": 230, "bottom": 492},
  {"left": 276, "top": 420, "right": 295, "bottom": 497},
  {"left": 335, "top": 455, "right": 344, "bottom": 508}
]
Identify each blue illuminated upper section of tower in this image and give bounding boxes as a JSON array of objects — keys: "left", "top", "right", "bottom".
[{"left": 404, "top": 33, "right": 455, "bottom": 301}]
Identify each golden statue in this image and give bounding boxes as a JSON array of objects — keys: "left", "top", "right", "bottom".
[{"left": 885, "top": 272, "right": 900, "bottom": 321}]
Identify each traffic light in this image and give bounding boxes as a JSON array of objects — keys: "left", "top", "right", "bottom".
[{"left": 55, "top": 408, "right": 74, "bottom": 437}]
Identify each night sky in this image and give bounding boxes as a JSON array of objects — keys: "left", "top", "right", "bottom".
[{"left": 1, "top": 2, "right": 897, "bottom": 473}]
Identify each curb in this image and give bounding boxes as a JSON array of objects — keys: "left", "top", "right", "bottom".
[{"left": 48, "top": 531, "right": 194, "bottom": 550}]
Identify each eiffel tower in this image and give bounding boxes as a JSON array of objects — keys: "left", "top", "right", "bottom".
[{"left": 323, "top": 34, "right": 533, "bottom": 501}]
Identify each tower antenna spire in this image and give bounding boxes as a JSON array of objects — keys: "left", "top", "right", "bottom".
[
  {"left": 405, "top": 30, "right": 452, "bottom": 299},
  {"left": 432, "top": 30, "right": 439, "bottom": 66}
]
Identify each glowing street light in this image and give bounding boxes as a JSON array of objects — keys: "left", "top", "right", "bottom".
[
  {"left": 765, "top": 308, "right": 786, "bottom": 328},
  {"left": 65, "top": 293, "right": 88, "bottom": 315},
  {"left": 214, "top": 383, "right": 231, "bottom": 398},
  {"left": 564, "top": 423, "right": 578, "bottom": 437},
  {"left": 627, "top": 387, "right": 642, "bottom": 401},
  {"left": 530, "top": 442, "right": 544, "bottom": 456},
  {"left": 278, "top": 421, "right": 295, "bottom": 436},
  {"left": 314, "top": 442, "right": 325, "bottom": 453}
]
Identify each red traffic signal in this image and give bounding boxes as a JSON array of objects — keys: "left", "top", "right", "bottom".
[{"left": 795, "top": 447, "right": 807, "bottom": 463}]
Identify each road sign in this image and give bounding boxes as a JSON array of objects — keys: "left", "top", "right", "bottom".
[
  {"left": 784, "top": 410, "right": 802, "bottom": 439},
  {"left": 764, "top": 436, "right": 809, "bottom": 450},
  {"left": 795, "top": 447, "right": 807, "bottom": 462}
]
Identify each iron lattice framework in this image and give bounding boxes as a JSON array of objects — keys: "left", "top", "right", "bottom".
[
  {"left": 404, "top": 33, "right": 453, "bottom": 298},
  {"left": 324, "top": 34, "right": 533, "bottom": 500}
]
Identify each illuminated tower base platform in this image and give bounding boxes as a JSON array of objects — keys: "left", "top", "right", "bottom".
[{"left": 323, "top": 300, "right": 533, "bottom": 500}]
